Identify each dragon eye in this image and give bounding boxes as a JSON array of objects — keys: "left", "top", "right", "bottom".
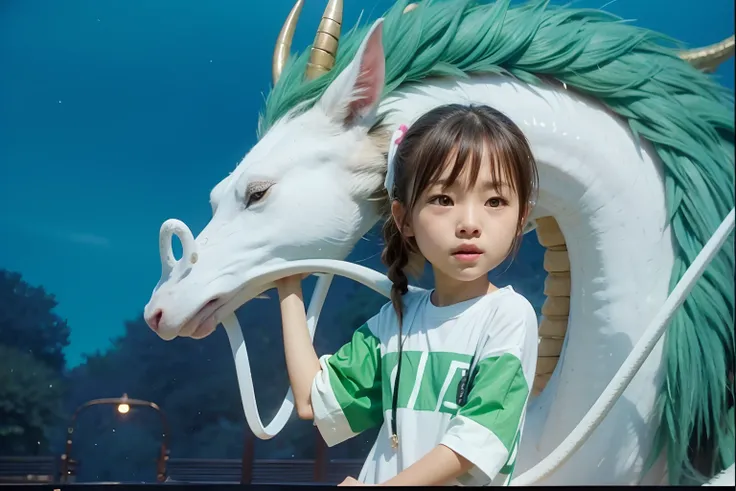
[
  {"left": 247, "top": 191, "right": 266, "bottom": 206},
  {"left": 245, "top": 181, "right": 274, "bottom": 209}
]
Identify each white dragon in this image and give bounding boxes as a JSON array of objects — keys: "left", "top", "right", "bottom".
[{"left": 143, "top": 0, "right": 735, "bottom": 485}]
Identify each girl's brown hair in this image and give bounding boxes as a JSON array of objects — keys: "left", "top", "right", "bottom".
[{"left": 380, "top": 103, "right": 539, "bottom": 326}]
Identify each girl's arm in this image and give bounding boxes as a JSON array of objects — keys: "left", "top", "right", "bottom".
[
  {"left": 339, "top": 446, "right": 472, "bottom": 486},
  {"left": 380, "top": 445, "right": 474, "bottom": 486},
  {"left": 276, "top": 275, "right": 321, "bottom": 420},
  {"left": 279, "top": 276, "right": 384, "bottom": 448}
]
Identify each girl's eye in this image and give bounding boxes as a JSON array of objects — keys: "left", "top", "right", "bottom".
[
  {"left": 429, "top": 195, "right": 453, "bottom": 206},
  {"left": 487, "top": 197, "right": 506, "bottom": 208}
]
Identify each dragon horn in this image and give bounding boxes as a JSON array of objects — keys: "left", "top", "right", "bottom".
[
  {"left": 305, "top": 0, "right": 343, "bottom": 80},
  {"left": 679, "top": 35, "right": 735, "bottom": 72},
  {"left": 272, "top": 0, "right": 304, "bottom": 85}
]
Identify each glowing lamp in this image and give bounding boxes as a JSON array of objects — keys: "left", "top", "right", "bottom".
[{"left": 117, "top": 394, "right": 130, "bottom": 414}]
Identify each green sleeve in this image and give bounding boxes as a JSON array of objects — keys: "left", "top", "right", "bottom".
[
  {"left": 458, "top": 352, "right": 529, "bottom": 450},
  {"left": 441, "top": 352, "right": 530, "bottom": 484},
  {"left": 322, "top": 323, "right": 384, "bottom": 434}
]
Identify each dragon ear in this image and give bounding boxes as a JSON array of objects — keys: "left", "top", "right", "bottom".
[{"left": 318, "top": 19, "right": 386, "bottom": 126}]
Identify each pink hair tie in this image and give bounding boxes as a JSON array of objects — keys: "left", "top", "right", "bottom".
[
  {"left": 394, "top": 124, "right": 408, "bottom": 145},
  {"left": 385, "top": 123, "right": 409, "bottom": 199}
]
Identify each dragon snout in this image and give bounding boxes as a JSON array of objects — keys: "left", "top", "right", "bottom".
[
  {"left": 145, "top": 294, "right": 222, "bottom": 340},
  {"left": 144, "top": 218, "right": 203, "bottom": 339},
  {"left": 145, "top": 217, "right": 263, "bottom": 340}
]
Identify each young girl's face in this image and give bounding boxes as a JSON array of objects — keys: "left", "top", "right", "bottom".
[{"left": 400, "top": 146, "right": 522, "bottom": 283}]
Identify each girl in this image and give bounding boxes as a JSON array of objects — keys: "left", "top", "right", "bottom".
[{"left": 276, "top": 103, "right": 540, "bottom": 486}]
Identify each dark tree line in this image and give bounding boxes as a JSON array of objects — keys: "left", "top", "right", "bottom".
[{"left": 0, "top": 270, "right": 70, "bottom": 456}]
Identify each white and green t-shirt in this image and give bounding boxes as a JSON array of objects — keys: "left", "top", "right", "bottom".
[{"left": 310, "top": 285, "right": 539, "bottom": 486}]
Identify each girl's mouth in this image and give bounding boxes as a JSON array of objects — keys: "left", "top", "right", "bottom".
[
  {"left": 451, "top": 244, "right": 484, "bottom": 262},
  {"left": 453, "top": 252, "right": 483, "bottom": 262}
]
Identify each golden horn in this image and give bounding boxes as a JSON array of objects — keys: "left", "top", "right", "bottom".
[
  {"left": 272, "top": 0, "right": 305, "bottom": 85},
  {"left": 305, "top": 0, "right": 343, "bottom": 80},
  {"left": 679, "top": 35, "right": 735, "bottom": 73}
]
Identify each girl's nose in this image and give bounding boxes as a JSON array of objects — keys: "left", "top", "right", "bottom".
[
  {"left": 457, "top": 223, "right": 481, "bottom": 238},
  {"left": 456, "top": 207, "right": 481, "bottom": 238}
]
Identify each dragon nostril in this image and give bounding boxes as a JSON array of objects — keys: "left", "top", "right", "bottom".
[{"left": 148, "top": 309, "right": 164, "bottom": 331}]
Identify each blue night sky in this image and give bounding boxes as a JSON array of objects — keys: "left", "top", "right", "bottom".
[{"left": 1, "top": 0, "right": 733, "bottom": 367}]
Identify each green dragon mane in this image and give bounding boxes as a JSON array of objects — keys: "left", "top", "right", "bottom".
[{"left": 260, "top": 0, "right": 735, "bottom": 484}]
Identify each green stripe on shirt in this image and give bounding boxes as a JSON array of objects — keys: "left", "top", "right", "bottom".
[{"left": 380, "top": 351, "right": 473, "bottom": 413}]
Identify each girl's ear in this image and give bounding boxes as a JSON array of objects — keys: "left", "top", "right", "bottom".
[
  {"left": 520, "top": 206, "right": 536, "bottom": 235},
  {"left": 391, "top": 201, "right": 414, "bottom": 238}
]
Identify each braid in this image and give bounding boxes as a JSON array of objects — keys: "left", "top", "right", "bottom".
[{"left": 381, "top": 216, "right": 411, "bottom": 329}]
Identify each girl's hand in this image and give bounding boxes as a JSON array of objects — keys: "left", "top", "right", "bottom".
[
  {"left": 275, "top": 273, "right": 309, "bottom": 296},
  {"left": 338, "top": 476, "right": 364, "bottom": 486}
]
